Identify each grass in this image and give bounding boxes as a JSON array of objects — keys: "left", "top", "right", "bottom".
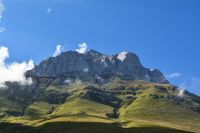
[
  {"left": 119, "top": 88, "right": 200, "bottom": 132},
  {"left": 0, "top": 97, "right": 24, "bottom": 116},
  {"left": 25, "top": 101, "right": 56, "bottom": 118},
  {"left": 0, "top": 80, "right": 200, "bottom": 132},
  {"left": 52, "top": 98, "right": 114, "bottom": 118}
]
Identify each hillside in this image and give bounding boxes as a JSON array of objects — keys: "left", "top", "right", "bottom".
[
  {"left": 0, "top": 80, "right": 199, "bottom": 132},
  {"left": 0, "top": 50, "right": 200, "bottom": 133}
]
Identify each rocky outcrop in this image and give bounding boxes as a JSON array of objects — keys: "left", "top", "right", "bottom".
[{"left": 26, "top": 50, "right": 169, "bottom": 84}]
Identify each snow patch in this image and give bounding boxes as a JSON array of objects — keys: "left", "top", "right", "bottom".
[
  {"left": 117, "top": 51, "right": 128, "bottom": 61},
  {"left": 150, "top": 68, "right": 155, "bottom": 72}
]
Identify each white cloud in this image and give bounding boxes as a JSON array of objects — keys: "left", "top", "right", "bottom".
[
  {"left": 167, "top": 72, "right": 182, "bottom": 79},
  {"left": 0, "top": 46, "right": 8, "bottom": 66},
  {"left": 46, "top": 8, "right": 52, "bottom": 14},
  {"left": 76, "top": 42, "right": 89, "bottom": 54},
  {"left": 0, "top": 46, "right": 34, "bottom": 88},
  {"left": 178, "top": 88, "right": 185, "bottom": 97},
  {"left": 53, "top": 45, "right": 63, "bottom": 57},
  {"left": 177, "top": 83, "right": 186, "bottom": 97}
]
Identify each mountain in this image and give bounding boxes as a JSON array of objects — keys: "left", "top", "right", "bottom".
[
  {"left": 0, "top": 50, "right": 200, "bottom": 133},
  {"left": 26, "top": 50, "right": 168, "bottom": 84}
]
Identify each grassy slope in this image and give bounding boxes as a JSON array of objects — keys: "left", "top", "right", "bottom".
[
  {"left": 0, "top": 97, "right": 24, "bottom": 117},
  {"left": 24, "top": 101, "right": 56, "bottom": 118},
  {"left": 119, "top": 88, "right": 200, "bottom": 132},
  {"left": 0, "top": 80, "right": 200, "bottom": 133},
  {"left": 52, "top": 98, "right": 114, "bottom": 118}
]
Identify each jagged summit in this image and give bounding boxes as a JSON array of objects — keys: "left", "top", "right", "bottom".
[{"left": 26, "top": 50, "right": 169, "bottom": 84}]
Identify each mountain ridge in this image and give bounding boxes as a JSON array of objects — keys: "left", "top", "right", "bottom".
[{"left": 26, "top": 50, "right": 169, "bottom": 84}]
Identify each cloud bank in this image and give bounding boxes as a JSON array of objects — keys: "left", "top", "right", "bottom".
[
  {"left": 53, "top": 45, "right": 63, "bottom": 57},
  {"left": 0, "top": 46, "right": 34, "bottom": 87},
  {"left": 76, "top": 43, "right": 89, "bottom": 54}
]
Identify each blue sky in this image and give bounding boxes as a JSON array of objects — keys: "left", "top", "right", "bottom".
[{"left": 0, "top": 0, "right": 200, "bottom": 94}]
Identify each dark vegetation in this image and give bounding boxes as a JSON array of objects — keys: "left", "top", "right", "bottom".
[{"left": 0, "top": 122, "right": 193, "bottom": 133}]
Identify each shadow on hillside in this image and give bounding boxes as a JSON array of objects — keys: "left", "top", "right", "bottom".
[{"left": 0, "top": 122, "right": 193, "bottom": 133}]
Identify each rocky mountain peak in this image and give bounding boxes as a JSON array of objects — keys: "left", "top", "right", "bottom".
[
  {"left": 26, "top": 50, "right": 169, "bottom": 84},
  {"left": 116, "top": 51, "right": 142, "bottom": 67}
]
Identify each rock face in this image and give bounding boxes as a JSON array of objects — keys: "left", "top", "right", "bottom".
[{"left": 26, "top": 50, "right": 169, "bottom": 84}]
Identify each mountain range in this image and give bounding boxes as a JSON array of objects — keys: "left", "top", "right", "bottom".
[{"left": 0, "top": 50, "right": 200, "bottom": 133}]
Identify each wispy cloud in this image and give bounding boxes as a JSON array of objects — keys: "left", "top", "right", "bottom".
[
  {"left": 76, "top": 42, "right": 89, "bottom": 54},
  {"left": 167, "top": 73, "right": 200, "bottom": 96},
  {"left": 185, "top": 78, "right": 200, "bottom": 91},
  {"left": 0, "top": 46, "right": 34, "bottom": 87},
  {"left": 0, "top": 0, "right": 5, "bottom": 19},
  {"left": 166, "top": 72, "right": 182, "bottom": 79},
  {"left": 0, "top": 26, "right": 5, "bottom": 32},
  {"left": 53, "top": 45, "right": 64, "bottom": 57},
  {"left": 166, "top": 72, "right": 200, "bottom": 94},
  {"left": 46, "top": 8, "right": 52, "bottom": 14},
  {"left": 0, "top": 0, "right": 5, "bottom": 33}
]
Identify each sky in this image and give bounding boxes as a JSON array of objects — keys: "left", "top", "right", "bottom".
[{"left": 0, "top": 0, "right": 200, "bottom": 94}]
